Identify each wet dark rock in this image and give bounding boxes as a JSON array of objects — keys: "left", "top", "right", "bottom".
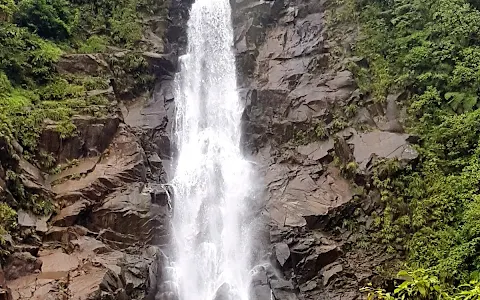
[
  {"left": 4, "top": 0, "right": 191, "bottom": 299},
  {"left": 321, "top": 263, "right": 343, "bottom": 286},
  {"left": 12, "top": 245, "right": 39, "bottom": 257},
  {"left": 123, "top": 91, "right": 167, "bottom": 131},
  {"left": 88, "top": 184, "right": 170, "bottom": 248},
  {"left": 333, "top": 136, "right": 354, "bottom": 165},
  {"left": 51, "top": 200, "right": 90, "bottom": 227},
  {"left": 40, "top": 116, "right": 120, "bottom": 163},
  {"left": 143, "top": 52, "right": 178, "bottom": 77}
]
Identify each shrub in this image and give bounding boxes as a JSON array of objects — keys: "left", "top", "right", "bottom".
[
  {"left": 109, "top": 3, "right": 142, "bottom": 45},
  {"left": 14, "top": 0, "right": 77, "bottom": 41},
  {"left": 78, "top": 35, "right": 109, "bottom": 53},
  {"left": 0, "top": 0, "right": 16, "bottom": 20},
  {"left": 0, "top": 72, "right": 12, "bottom": 97},
  {"left": 0, "top": 203, "right": 16, "bottom": 235},
  {"left": 0, "top": 24, "right": 62, "bottom": 85}
]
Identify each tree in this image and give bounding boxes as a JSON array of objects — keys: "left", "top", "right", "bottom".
[{"left": 14, "top": 0, "right": 76, "bottom": 41}]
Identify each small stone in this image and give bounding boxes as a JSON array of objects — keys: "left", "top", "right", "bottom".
[
  {"left": 275, "top": 243, "right": 290, "bottom": 266},
  {"left": 299, "top": 280, "right": 317, "bottom": 292},
  {"left": 322, "top": 263, "right": 343, "bottom": 286}
]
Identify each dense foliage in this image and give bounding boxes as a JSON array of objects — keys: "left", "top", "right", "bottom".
[
  {"left": 362, "top": 269, "right": 480, "bottom": 300},
  {"left": 14, "top": 0, "right": 77, "bottom": 40},
  {"left": 0, "top": 0, "right": 164, "bottom": 235},
  {"left": 340, "top": 0, "right": 480, "bottom": 295}
]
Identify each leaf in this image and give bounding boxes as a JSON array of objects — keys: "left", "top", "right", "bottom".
[
  {"left": 445, "top": 92, "right": 464, "bottom": 111},
  {"left": 397, "top": 270, "right": 410, "bottom": 278},
  {"left": 463, "top": 95, "right": 477, "bottom": 112},
  {"left": 418, "top": 285, "right": 427, "bottom": 297}
]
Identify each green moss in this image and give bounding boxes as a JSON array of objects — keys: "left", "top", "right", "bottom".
[
  {"left": 109, "top": 52, "right": 154, "bottom": 97},
  {"left": 39, "top": 77, "right": 85, "bottom": 100}
]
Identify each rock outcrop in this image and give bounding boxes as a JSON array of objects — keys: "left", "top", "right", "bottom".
[
  {"left": 3, "top": 0, "right": 191, "bottom": 299},
  {"left": 232, "top": 0, "right": 417, "bottom": 299}
]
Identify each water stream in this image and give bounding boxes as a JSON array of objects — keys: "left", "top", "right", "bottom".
[{"left": 170, "top": 0, "right": 255, "bottom": 299}]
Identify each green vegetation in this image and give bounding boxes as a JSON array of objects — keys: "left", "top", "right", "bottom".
[
  {"left": 0, "top": 0, "right": 166, "bottom": 240},
  {"left": 333, "top": 0, "right": 480, "bottom": 296},
  {"left": 0, "top": 203, "right": 16, "bottom": 237},
  {"left": 78, "top": 35, "right": 109, "bottom": 53},
  {"left": 0, "top": 0, "right": 163, "bottom": 160},
  {"left": 14, "top": 0, "right": 77, "bottom": 41},
  {"left": 72, "top": 0, "right": 169, "bottom": 47},
  {"left": 362, "top": 269, "right": 480, "bottom": 299}
]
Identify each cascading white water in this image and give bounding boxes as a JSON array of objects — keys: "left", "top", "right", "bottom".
[{"left": 170, "top": 0, "right": 254, "bottom": 299}]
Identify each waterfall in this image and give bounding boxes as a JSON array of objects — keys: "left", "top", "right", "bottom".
[{"left": 170, "top": 0, "right": 254, "bottom": 299}]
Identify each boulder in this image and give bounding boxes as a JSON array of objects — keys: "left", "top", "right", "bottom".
[
  {"left": 51, "top": 200, "right": 90, "bottom": 227},
  {"left": 267, "top": 166, "right": 352, "bottom": 228},
  {"left": 4, "top": 252, "right": 42, "bottom": 281},
  {"left": 297, "top": 140, "right": 334, "bottom": 161},
  {"left": 275, "top": 243, "right": 291, "bottom": 267},
  {"left": 88, "top": 183, "right": 170, "bottom": 248},
  {"left": 17, "top": 211, "right": 49, "bottom": 233},
  {"left": 349, "top": 130, "right": 418, "bottom": 171},
  {"left": 142, "top": 52, "right": 177, "bottom": 77},
  {"left": 56, "top": 54, "right": 109, "bottom": 76},
  {"left": 52, "top": 125, "right": 147, "bottom": 204},
  {"left": 322, "top": 263, "right": 343, "bottom": 286},
  {"left": 39, "top": 116, "right": 120, "bottom": 163},
  {"left": 40, "top": 251, "right": 79, "bottom": 274}
]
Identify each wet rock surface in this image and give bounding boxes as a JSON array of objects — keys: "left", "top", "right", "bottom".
[
  {"left": 232, "top": 0, "right": 416, "bottom": 299},
  {"left": 6, "top": 99, "right": 172, "bottom": 300}
]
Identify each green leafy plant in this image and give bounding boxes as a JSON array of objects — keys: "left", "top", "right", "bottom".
[
  {"left": 78, "top": 35, "right": 108, "bottom": 53},
  {"left": 0, "top": 0, "right": 16, "bottom": 21},
  {"left": 0, "top": 203, "right": 16, "bottom": 235},
  {"left": 14, "top": 0, "right": 77, "bottom": 40}
]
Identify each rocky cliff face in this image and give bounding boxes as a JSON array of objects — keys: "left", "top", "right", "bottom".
[
  {"left": 232, "top": 0, "right": 417, "bottom": 299},
  {"left": 2, "top": 0, "right": 192, "bottom": 299}
]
